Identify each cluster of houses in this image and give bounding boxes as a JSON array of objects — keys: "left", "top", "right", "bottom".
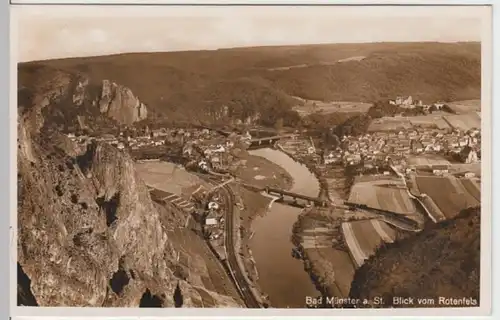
[
  {"left": 65, "top": 125, "right": 258, "bottom": 178},
  {"left": 388, "top": 96, "right": 447, "bottom": 112},
  {"left": 203, "top": 194, "right": 225, "bottom": 241},
  {"left": 334, "top": 126, "right": 481, "bottom": 167},
  {"left": 187, "top": 133, "right": 252, "bottom": 173}
]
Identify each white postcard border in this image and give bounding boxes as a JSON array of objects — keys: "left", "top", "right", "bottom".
[{"left": 9, "top": 2, "right": 495, "bottom": 319}]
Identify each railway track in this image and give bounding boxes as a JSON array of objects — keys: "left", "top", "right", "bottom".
[
  {"left": 220, "top": 184, "right": 262, "bottom": 308},
  {"left": 200, "top": 174, "right": 261, "bottom": 308}
]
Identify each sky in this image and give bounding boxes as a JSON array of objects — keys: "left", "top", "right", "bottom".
[{"left": 13, "top": 5, "right": 489, "bottom": 62}]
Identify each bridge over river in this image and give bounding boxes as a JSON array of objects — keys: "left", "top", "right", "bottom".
[
  {"left": 247, "top": 134, "right": 298, "bottom": 150},
  {"left": 239, "top": 182, "right": 329, "bottom": 207},
  {"left": 238, "top": 181, "right": 422, "bottom": 231}
]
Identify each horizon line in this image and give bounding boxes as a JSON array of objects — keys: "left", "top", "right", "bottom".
[{"left": 18, "top": 40, "right": 481, "bottom": 64}]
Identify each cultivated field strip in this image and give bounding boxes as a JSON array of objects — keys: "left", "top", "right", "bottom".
[
  {"left": 461, "top": 178, "right": 481, "bottom": 202},
  {"left": 371, "top": 219, "right": 396, "bottom": 243},
  {"left": 341, "top": 222, "right": 367, "bottom": 268},
  {"left": 349, "top": 179, "right": 416, "bottom": 214},
  {"left": 416, "top": 176, "right": 479, "bottom": 219},
  {"left": 443, "top": 113, "right": 481, "bottom": 131},
  {"left": 350, "top": 220, "right": 384, "bottom": 258},
  {"left": 367, "top": 111, "right": 480, "bottom": 132},
  {"left": 301, "top": 222, "right": 356, "bottom": 298},
  {"left": 409, "top": 115, "right": 451, "bottom": 129},
  {"left": 341, "top": 219, "right": 396, "bottom": 269},
  {"left": 447, "top": 100, "right": 481, "bottom": 114},
  {"left": 420, "top": 196, "right": 447, "bottom": 222},
  {"left": 149, "top": 188, "right": 196, "bottom": 213}
]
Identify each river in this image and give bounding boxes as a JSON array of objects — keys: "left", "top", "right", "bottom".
[{"left": 248, "top": 148, "right": 321, "bottom": 308}]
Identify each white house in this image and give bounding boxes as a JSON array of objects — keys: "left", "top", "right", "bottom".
[
  {"left": 464, "top": 172, "right": 476, "bottom": 178},
  {"left": 208, "top": 202, "right": 220, "bottom": 211},
  {"left": 205, "top": 218, "right": 218, "bottom": 226},
  {"left": 211, "top": 145, "right": 226, "bottom": 153},
  {"left": 432, "top": 165, "right": 449, "bottom": 175},
  {"left": 198, "top": 160, "right": 209, "bottom": 171},
  {"left": 466, "top": 149, "right": 479, "bottom": 164}
]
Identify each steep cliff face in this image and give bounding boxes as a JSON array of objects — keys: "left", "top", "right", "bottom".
[
  {"left": 18, "top": 64, "right": 148, "bottom": 130},
  {"left": 17, "top": 71, "right": 241, "bottom": 308},
  {"left": 98, "top": 80, "right": 148, "bottom": 125}
]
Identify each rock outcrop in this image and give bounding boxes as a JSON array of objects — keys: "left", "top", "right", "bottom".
[
  {"left": 17, "top": 69, "right": 241, "bottom": 308},
  {"left": 98, "top": 80, "right": 148, "bottom": 125},
  {"left": 19, "top": 64, "right": 148, "bottom": 129}
]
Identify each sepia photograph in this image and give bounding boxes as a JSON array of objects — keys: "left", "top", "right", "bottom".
[{"left": 13, "top": 4, "right": 491, "bottom": 312}]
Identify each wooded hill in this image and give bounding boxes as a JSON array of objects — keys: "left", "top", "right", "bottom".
[{"left": 20, "top": 42, "right": 480, "bottom": 128}]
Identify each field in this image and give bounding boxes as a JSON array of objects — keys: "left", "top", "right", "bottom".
[
  {"left": 232, "top": 153, "right": 293, "bottom": 190},
  {"left": 292, "top": 98, "right": 372, "bottom": 117},
  {"left": 448, "top": 163, "right": 482, "bottom": 176},
  {"left": 342, "top": 219, "right": 396, "bottom": 268},
  {"left": 294, "top": 209, "right": 357, "bottom": 298},
  {"left": 367, "top": 110, "right": 482, "bottom": 133},
  {"left": 415, "top": 175, "right": 480, "bottom": 219},
  {"left": 447, "top": 100, "right": 481, "bottom": 114},
  {"left": 443, "top": 113, "right": 481, "bottom": 131},
  {"left": 135, "top": 160, "right": 207, "bottom": 195},
  {"left": 406, "top": 155, "right": 451, "bottom": 167},
  {"left": 460, "top": 178, "right": 481, "bottom": 202},
  {"left": 348, "top": 178, "right": 416, "bottom": 214},
  {"left": 408, "top": 115, "right": 451, "bottom": 129},
  {"left": 367, "top": 117, "right": 413, "bottom": 132}
]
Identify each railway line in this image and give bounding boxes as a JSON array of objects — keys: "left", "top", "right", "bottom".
[
  {"left": 220, "top": 184, "right": 262, "bottom": 308},
  {"left": 201, "top": 174, "right": 262, "bottom": 308}
]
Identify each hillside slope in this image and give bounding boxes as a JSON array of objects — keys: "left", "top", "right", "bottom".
[
  {"left": 348, "top": 207, "right": 480, "bottom": 308},
  {"left": 18, "top": 63, "right": 148, "bottom": 132},
  {"left": 22, "top": 42, "right": 481, "bottom": 126},
  {"left": 17, "top": 73, "right": 242, "bottom": 307}
]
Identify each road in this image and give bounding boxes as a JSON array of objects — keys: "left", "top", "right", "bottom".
[{"left": 219, "top": 183, "right": 262, "bottom": 308}]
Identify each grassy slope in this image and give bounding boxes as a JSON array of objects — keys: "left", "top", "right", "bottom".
[
  {"left": 348, "top": 207, "right": 480, "bottom": 308},
  {"left": 20, "top": 42, "right": 480, "bottom": 125}
]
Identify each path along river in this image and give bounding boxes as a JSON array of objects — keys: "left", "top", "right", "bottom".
[{"left": 248, "top": 148, "right": 321, "bottom": 308}]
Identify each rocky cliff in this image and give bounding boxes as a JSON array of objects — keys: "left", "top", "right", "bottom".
[
  {"left": 98, "top": 79, "right": 148, "bottom": 125},
  {"left": 18, "top": 64, "right": 148, "bottom": 131},
  {"left": 17, "top": 70, "right": 241, "bottom": 307}
]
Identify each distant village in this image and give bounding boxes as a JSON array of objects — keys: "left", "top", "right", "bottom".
[
  {"left": 66, "top": 95, "right": 480, "bottom": 179},
  {"left": 323, "top": 96, "right": 481, "bottom": 176},
  {"left": 66, "top": 126, "right": 254, "bottom": 173}
]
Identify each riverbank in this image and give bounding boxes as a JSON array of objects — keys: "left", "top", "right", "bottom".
[
  {"left": 228, "top": 149, "right": 295, "bottom": 305},
  {"left": 247, "top": 148, "right": 321, "bottom": 307},
  {"left": 274, "top": 141, "right": 358, "bottom": 305},
  {"left": 292, "top": 207, "right": 356, "bottom": 306},
  {"left": 275, "top": 143, "right": 325, "bottom": 197}
]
